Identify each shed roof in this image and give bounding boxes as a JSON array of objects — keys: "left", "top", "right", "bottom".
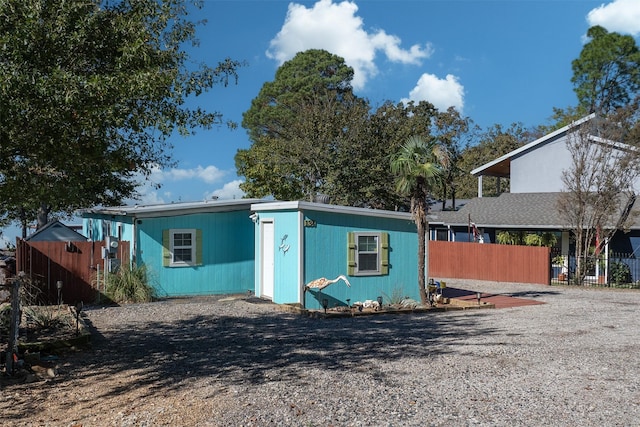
[
  {"left": 251, "top": 201, "right": 413, "bottom": 221},
  {"left": 26, "top": 220, "right": 88, "bottom": 242},
  {"left": 81, "top": 198, "right": 267, "bottom": 219}
]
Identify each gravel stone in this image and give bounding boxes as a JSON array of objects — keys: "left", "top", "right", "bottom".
[{"left": 1, "top": 281, "right": 639, "bottom": 426}]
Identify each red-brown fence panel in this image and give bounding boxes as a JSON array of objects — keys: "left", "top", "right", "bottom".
[
  {"left": 15, "top": 240, "right": 130, "bottom": 305},
  {"left": 429, "top": 241, "right": 550, "bottom": 285}
]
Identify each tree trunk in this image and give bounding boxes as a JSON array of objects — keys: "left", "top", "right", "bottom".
[
  {"left": 574, "top": 230, "right": 586, "bottom": 285},
  {"left": 37, "top": 203, "right": 50, "bottom": 229},
  {"left": 19, "top": 208, "right": 27, "bottom": 239},
  {"left": 451, "top": 188, "right": 456, "bottom": 211},
  {"left": 417, "top": 217, "right": 428, "bottom": 304}
]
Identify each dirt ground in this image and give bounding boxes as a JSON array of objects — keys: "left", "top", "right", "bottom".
[
  {"left": 0, "top": 299, "right": 243, "bottom": 426},
  {"left": 0, "top": 286, "right": 638, "bottom": 426}
]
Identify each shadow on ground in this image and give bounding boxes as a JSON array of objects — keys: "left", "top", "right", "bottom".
[{"left": 3, "top": 298, "right": 501, "bottom": 421}]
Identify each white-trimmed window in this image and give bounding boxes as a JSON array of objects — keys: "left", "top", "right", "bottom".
[
  {"left": 347, "top": 231, "right": 389, "bottom": 276},
  {"left": 163, "top": 229, "right": 202, "bottom": 267}
]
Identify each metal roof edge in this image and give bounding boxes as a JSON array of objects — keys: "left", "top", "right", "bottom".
[
  {"left": 251, "top": 201, "right": 413, "bottom": 221},
  {"left": 81, "top": 198, "right": 267, "bottom": 218}
]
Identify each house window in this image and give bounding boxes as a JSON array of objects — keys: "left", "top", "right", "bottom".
[
  {"left": 435, "top": 228, "right": 449, "bottom": 241},
  {"left": 172, "top": 230, "right": 194, "bottom": 264},
  {"left": 163, "top": 229, "right": 202, "bottom": 267},
  {"left": 347, "top": 231, "right": 389, "bottom": 276}
]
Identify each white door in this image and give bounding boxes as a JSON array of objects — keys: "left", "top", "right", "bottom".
[{"left": 261, "top": 221, "right": 275, "bottom": 299}]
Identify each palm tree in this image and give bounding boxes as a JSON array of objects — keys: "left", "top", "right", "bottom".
[{"left": 391, "top": 135, "right": 449, "bottom": 304}]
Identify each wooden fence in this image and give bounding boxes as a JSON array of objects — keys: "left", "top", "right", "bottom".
[
  {"left": 15, "top": 239, "right": 130, "bottom": 305},
  {"left": 429, "top": 241, "right": 551, "bottom": 285}
]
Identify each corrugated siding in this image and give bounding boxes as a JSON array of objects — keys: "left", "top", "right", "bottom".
[
  {"left": 303, "top": 210, "right": 418, "bottom": 309},
  {"left": 429, "top": 240, "right": 551, "bottom": 285},
  {"left": 138, "top": 210, "right": 255, "bottom": 296}
]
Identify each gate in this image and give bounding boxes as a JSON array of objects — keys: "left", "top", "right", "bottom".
[{"left": 15, "top": 239, "right": 130, "bottom": 305}]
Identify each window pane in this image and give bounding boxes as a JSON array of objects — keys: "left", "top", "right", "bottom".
[
  {"left": 174, "top": 248, "right": 192, "bottom": 262},
  {"left": 358, "top": 253, "right": 378, "bottom": 271},
  {"left": 358, "top": 235, "right": 378, "bottom": 252},
  {"left": 174, "top": 233, "right": 192, "bottom": 247}
]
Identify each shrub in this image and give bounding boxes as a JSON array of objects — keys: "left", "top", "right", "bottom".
[
  {"left": 381, "top": 287, "right": 406, "bottom": 305},
  {"left": 23, "top": 305, "right": 68, "bottom": 330},
  {"left": 104, "top": 263, "right": 155, "bottom": 304},
  {"left": 609, "top": 261, "right": 632, "bottom": 286}
]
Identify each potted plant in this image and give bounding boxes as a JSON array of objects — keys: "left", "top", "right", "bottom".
[{"left": 553, "top": 255, "right": 567, "bottom": 281}]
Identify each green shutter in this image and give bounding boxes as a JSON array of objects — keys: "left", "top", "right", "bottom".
[
  {"left": 347, "top": 232, "right": 356, "bottom": 276},
  {"left": 162, "top": 230, "right": 171, "bottom": 267},
  {"left": 195, "top": 229, "right": 203, "bottom": 266},
  {"left": 380, "top": 232, "right": 389, "bottom": 275}
]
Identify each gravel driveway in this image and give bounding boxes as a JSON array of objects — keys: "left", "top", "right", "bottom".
[{"left": 1, "top": 281, "right": 639, "bottom": 426}]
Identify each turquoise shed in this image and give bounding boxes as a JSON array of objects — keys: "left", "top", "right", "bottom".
[
  {"left": 81, "top": 199, "right": 265, "bottom": 296},
  {"left": 250, "top": 201, "right": 419, "bottom": 309}
]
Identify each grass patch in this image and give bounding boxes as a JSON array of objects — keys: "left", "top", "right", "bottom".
[{"left": 104, "top": 263, "right": 156, "bottom": 304}]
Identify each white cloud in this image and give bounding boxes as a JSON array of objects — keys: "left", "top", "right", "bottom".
[
  {"left": 138, "top": 164, "right": 226, "bottom": 188},
  {"left": 587, "top": 0, "right": 640, "bottom": 36},
  {"left": 136, "top": 190, "right": 168, "bottom": 205},
  {"left": 165, "top": 165, "right": 225, "bottom": 184},
  {"left": 129, "top": 164, "right": 229, "bottom": 205},
  {"left": 267, "top": 0, "right": 432, "bottom": 90},
  {"left": 204, "top": 180, "right": 246, "bottom": 200},
  {"left": 401, "top": 73, "right": 465, "bottom": 113}
]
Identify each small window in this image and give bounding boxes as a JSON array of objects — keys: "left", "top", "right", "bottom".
[
  {"left": 163, "top": 229, "right": 200, "bottom": 267},
  {"left": 347, "top": 231, "right": 389, "bottom": 276},
  {"left": 357, "top": 234, "right": 379, "bottom": 272},
  {"left": 435, "top": 228, "right": 449, "bottom": 241}
]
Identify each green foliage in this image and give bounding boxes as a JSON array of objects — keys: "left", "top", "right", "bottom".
[
  {"left": 431, "top": 107, "right": 475, "bottom": 210},
  {"left": 381, "top": 287, "right": 407, "bottom": 305},
  {"left": 609, "top": 261, "right": 632, "bottom": 285},
  {"left": 329, "top": 100, "right": 441, "bottom": 210},
  {"left": 524, "top": 232, "right": 557, "bottom": 247},
  {"left": 539, "top": 105, "right": 587, "bottom": 134},
  {"left": 238, "top": 49, "right": 358, "bottom": 202},
  {"left": 237, "top": 49, "right": 455, "bottom": 211},
  {"left": 523, "top": 233, "right": 544, "bottom": 246},
  {"left": 496, "top": 231, "right": 524, "bottom": 245},
  {"left": 456, "top": 123, "right": 535, "bottom": 199},
  {"left": 391, "top": 135, "right": 449, "bottom": 304},
  {"left": 105, "top": 263, "right": 155, "bottom": 304},
  {"left": 23, "top": 305, "right": 69, "bottom": 330},
  {"left": 497, "top": 231, "right": 557, "bottom": 247},
  {"left": 572, "top": 25, "right": 640, "bottom": 114},
  {"left": 0, "top": 0, "right": 242, "bottom": 228}
]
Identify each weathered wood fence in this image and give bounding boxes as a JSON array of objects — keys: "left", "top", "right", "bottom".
[
  {"left": 15, "top": 239, "right": 130, "bottom": 305},
  {"left": 429, "top": 240, "right": 551, "bottom": 285}
]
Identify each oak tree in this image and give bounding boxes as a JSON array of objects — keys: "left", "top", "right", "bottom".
[
  {"left": 0, "top": 0, "right": 241, "bottom": 230},
  {"left": 237, "top": 49, "right": 360, "bottom": 202}
]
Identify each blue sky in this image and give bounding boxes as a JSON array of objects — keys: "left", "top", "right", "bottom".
[{"left": 2, "top": 0, "right": 640, "bottom": 246}]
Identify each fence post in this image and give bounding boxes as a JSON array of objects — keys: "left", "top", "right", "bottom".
[{"left": 5, "top": 275, "right": 21, "bottom": 376}]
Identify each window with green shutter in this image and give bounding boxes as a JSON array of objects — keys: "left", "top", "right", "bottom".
[
  {"left": 347, "top": 231, "right": 389, "bottom": 276},
  {"left": 162, "top": 228, "right": 202, "bottom": 267}
]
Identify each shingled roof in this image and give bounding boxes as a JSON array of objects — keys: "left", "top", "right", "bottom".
[{"left": 431, "top": 192, "right": 640, "bottom": 230}]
